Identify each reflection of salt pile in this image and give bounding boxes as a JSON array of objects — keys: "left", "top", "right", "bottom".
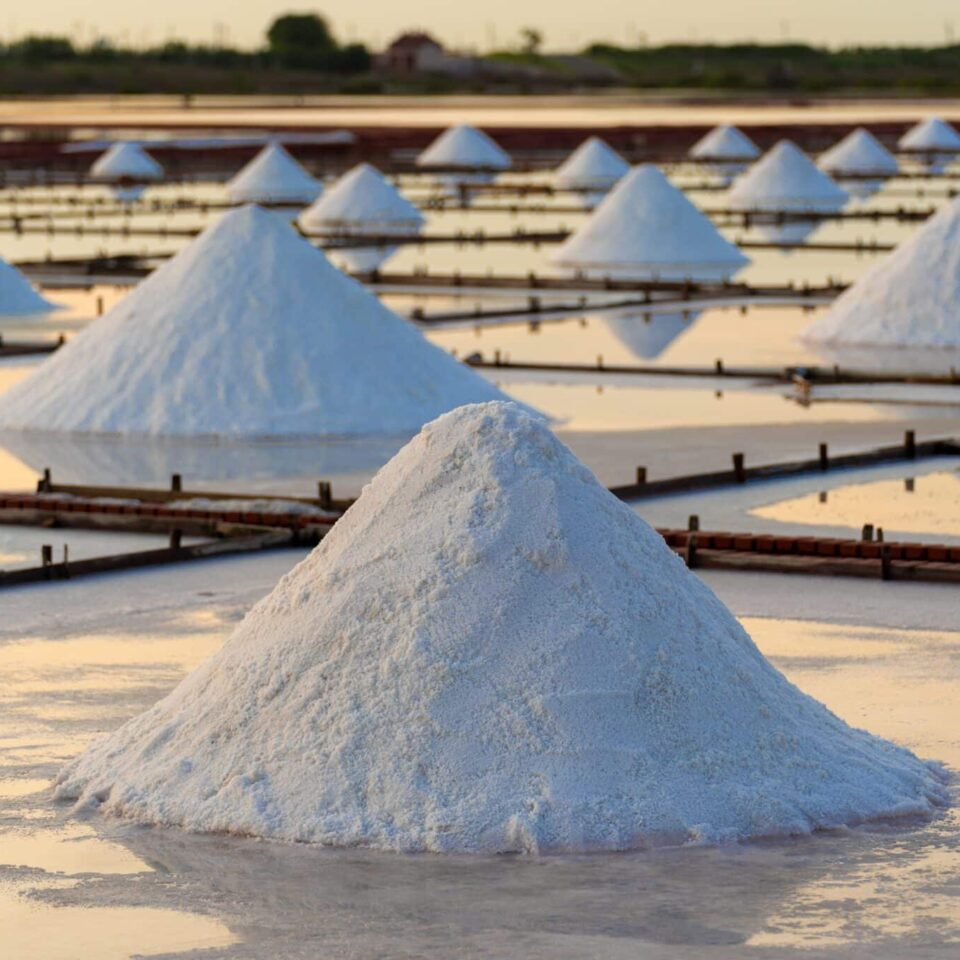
[
  {"left": 55, "top": 401, "right": 946, "bottom": 852},
  {"left": 299, "top": 163, "right": 425, "bottom": 272},
  {"left": 603, "top": 310, "right": 694, "bottom": 360},
  {"left": 225, "top": 143, "right": 321, "bottom": 205},
  {"left": 89, "top": 143, "right": 163, "bottom": 202},
  {"left": 689, "top": 125, "right": 760, "bottom": 184},
  {"left": 802, "top": 195, "right": 960, "bottom": 347},
  {"left": 554, "top": 137, "right": 629, "bottom": 207},
  {"left": 0, "top": 255, "right": 58, "bottom": 316},
  {"left": 553, "top": 164, "right": 748, "bottom": 280},
  {"left": 898, "top": 117, "right": 960, "bottom": 173},
  {"left": 728, "top": 140, "right": 848, "bottom": 244},
  {"left": 818, "top": 128, "right": 898, "bottom": 199},
  {"left": 0, "top": 206, "right": 509, "bottom": 438},
  {"left": 415, "top": 124, "right": 511, "bottom": 199}
]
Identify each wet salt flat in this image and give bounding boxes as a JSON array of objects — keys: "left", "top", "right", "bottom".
[{"left": 0, "top": 557, "right": 957, "bottom": 959}]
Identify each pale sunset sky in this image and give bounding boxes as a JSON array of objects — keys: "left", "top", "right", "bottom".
[{"left": 4, "top": 0, "right": 960, "bottom": 51}]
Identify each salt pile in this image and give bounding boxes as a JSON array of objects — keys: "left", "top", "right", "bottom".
[
  {"left": 54, "top": 401, "right": 946, "bottom": 852},
  {"left": 554, "top": 137, "right": 629, "bottom": 207},
  {"left": 416, "top": 124, "right": 511, "bottom": 201},
  {"left": 818, "top": 128, "right": 898, "bottom": 199},
  {"left": 898, "top": 117, "right": 960, "bottom": 172},
  {"left": 225, "top": 143, "right": 322, "bottom": 206},
  {"left": 416, "top": 124, "right": 512, "bottom": 170},
  {"left": 688, "top": 125, "right": 760, "bottom": 183},
  {"left": 299, "top": 163, "right": 425, "bottom": 272},
  {"left": 0, "top": 255, "right": 58, "bottom": 316},
  {"left": 727, "top": 140, "right": 848, "bottom": 243},
  {"left": 89, "top": 143, "right": 163, "bottom": 201},
  {"left": 802, "top": 195, "right": 960, "bottom": 347},
  {"left": 0, "top": 206, "right": 510, "bottom": 437},
  {"left": 552, "top": 163, "right": 749, "bottom": 281}
]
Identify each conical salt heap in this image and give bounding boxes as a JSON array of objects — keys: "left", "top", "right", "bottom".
[
  {"left": 0, "top": 206, "right": 509, "bottom": 438},
  {"left": 55, "top": 402, "right": 946, "bottom": 853},
  {"left": 689, "top": 125, "right": 760, "bottom": 162},
  {"left": 898, "top": 117, "right": 960, "bottom": 173},
  {"left": 416, "top": 124, "right": 511, "bottom": 170},
  {"left": 90, "top": 142, "right": 164, "bottom": 202},
  {"left": 554, "top": 137, "right": 629, "bottom": 207},
  {"left": 689, "top": 125, "right": 760, "bottom": 184},
  {"left": 727, "top": 140, "right": 848, "bottom": 243},
  {"left": 0, "top": 254, "right": 58, "bottom": 316},
  {"left": 818, "top": 128, "right": 898, "bottom": 199},
  {"left": 802, "top": 195, "right": 960, "bottom": 347},
  {"left": 299, "top": 163, "right": 425, "bottom": 272},
  {"left": 552, "top": 164, "right": 749, "bottom": 281},
  {"left": 226, "top": 143, "right": 322, "bottom": 206}
]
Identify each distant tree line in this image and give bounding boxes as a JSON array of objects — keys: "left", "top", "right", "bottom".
[{"left": 0, "top": 12, "right": 370, "bottom": 74}]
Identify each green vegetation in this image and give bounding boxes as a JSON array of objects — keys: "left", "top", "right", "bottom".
[{"left": 2, "top": 23, "right": 960, "bottom": 95}]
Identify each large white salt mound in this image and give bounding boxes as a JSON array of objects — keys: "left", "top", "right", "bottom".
[
  {"left": 554, "top": 137, "right": 629, "bottom": 203},
  {"left": 728, "top": 140, "right": 848, "bottom": 212},
  {"left": 90, "top": 143, "right": 164, "bottom": 181},
  {"left": 689, "top": 125, "right": 760, "bottom": 161},
  {"left": 225, "top": 143, "right": 321, "bottom": 205},
  {"left": 552, "top": 164, "right": 749, "bottom": 281},
  {"left": 415, "top": 124, "right": 511, "bottom": 169},
  {"left": 0, "top": 255, "right": 58, "bottom": 316},
  {"left": 819, "top": 128, "right": 899, "bottom": 178},
  {"left": 55, "top": 401, "right": 947, "bottom": 853},
  {"left": 898, "top": 117, "right": 960, "bottom": 152},
  {"left": 0, "top": 206, "right": 511, "bottom": 437},
  {"left": 802, "top": 195, "right": 960, "bottom": 347},
  {"left": 299, "top": 163, "right": 426, "bottom": 272}
]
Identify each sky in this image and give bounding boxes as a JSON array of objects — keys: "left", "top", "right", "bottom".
[{"left": 5, "top": 1, "right": 960, "bottom": 51}]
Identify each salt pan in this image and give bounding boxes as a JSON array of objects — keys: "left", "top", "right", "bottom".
[
  {"left": 0, "top": 206, "right": 511, "bottom": 437},
  {"left": 55, "top": 402, "right": 947, "bottom": 853}
]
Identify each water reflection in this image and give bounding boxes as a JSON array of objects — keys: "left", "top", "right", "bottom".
[
  {"left": 750, "top": 469, "right": 960, "bottom": 538},
  {"left": 0, "top": 429, "right": 409, "bottom": 492},
  {"left": 602, "top": 310, "right": 698, "bottom": 360}
]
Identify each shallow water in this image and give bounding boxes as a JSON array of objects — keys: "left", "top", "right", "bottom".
[{"left": 0, "top": 610, "right": 956, "bottom": 959}]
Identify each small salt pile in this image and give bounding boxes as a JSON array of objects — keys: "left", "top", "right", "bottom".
[
  {"left": 802, "top": 194, "right": 960, "bottom": 347},
  {"left": 818, "top": 128, "right": 898, "bottom": 199},
  {"left": 225, "top": 143, "right": 322, "bottom": 206},
  {"left": 0, "top": 255, "right": 58, "bottom": 316},
  {"left": 688, "top": 125, "right": 760, "bottom": 184},
  {"left": 89, "top": 143, "right": 164, "bottom": 202},
  {"left": 898, "top": 117, "right": 960, "bottom": 172},
  {"left": 299, "top": 163, "right": 425, "bottom": 272},
  {"left": 0, "top": 206, "right": 510, "bottom": 437},
  {"left": 415, "top": 124, "right": 511, "bottom": 201},
  {"left": 552, "top": 164, "right": 749, "bottom": 281},
  {"left": 727, "top": 140, "right": 848, "bottom": 244},
  {"left": 554, "top": 137, "right": 629, "bottom": 207},
  {"left": 54, "top": 401, "right": 947, "bottom": 853}
]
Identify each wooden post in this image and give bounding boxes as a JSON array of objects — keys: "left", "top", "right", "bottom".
[
  {"left": 171, "top": 473, "right": 182, "bottom": 493},
  {"left": 636, "top": 467, "right": 647, "bottom": 486},
  {"left": 688, "top": 514, "right": 700, "bottom": 531},
  {"left": 732, "top": 452, "right": 746, "bottom": 483},
  {"left": 41, "top": 545, "right": 52, "bottom": 567},
  {"left": 685, "top": 533, "right": 699, "bottom": 569},
  {"left": 318, "top": 481, "right": 333, "bottom": 511},
  {"left": 877, "top": 527, "right": 885, "bottom": 542},
  {"left": 861, "top": 523, "right": 874, "bottom": 542},
  {"left": 819, "top": 442, "right": 829, "bottom": 471},
  {"left": 904, "top": 430, "right": 916, "bottom": 460},
  {"left": 715, "top": 358, "right": 724, "bottom": 375},
  {"left": 597, "top": 354, "right": 603, "bottom": 369},
  {"left": 880, "top": 544, "right": 892, "bottom": 581},
  {"left": 494, "top": 349, "right": 501, "bottom": 366},
  {"left": 96, "top": 295, "right": 104, "bottom": 316},
  {"left": 169, "top": 529, "right": 182, "bottom": 550},
  {"left": 905, "top": 477, "right": 915, "bottom": 493},
  {"left": 38, "top": 467, "right": 51, "bottom": 493}
]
